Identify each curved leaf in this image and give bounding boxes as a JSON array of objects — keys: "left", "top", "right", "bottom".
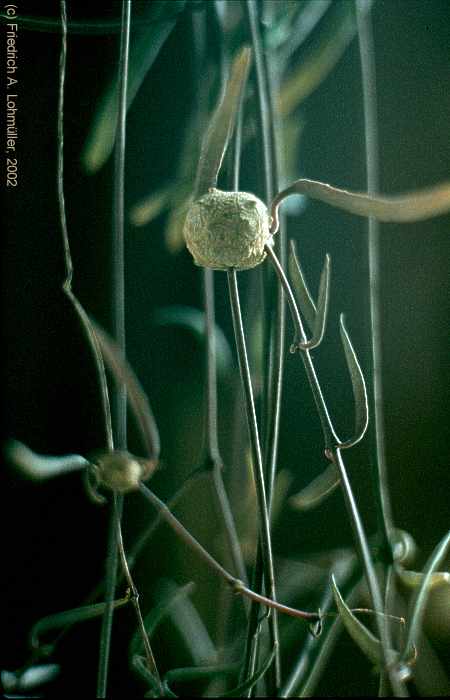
[
  {"left": 82, "top": 2, "right": 185, "bottom": 172},
  {"left": 4, "top": 440, "right": 88, "bottom": 481},
  {"left": 270, "top": 177, "right": 450, "bottom": 233},
  {"left": 288, "top": 240, "right": 317, "bottom": 333},
  {"left": 290, "top": 463, "right": 340, "bottom": 511},
  {"left": 338, "top": 315, "right": 369, "bottom": 449},
  {"left": 331, "top": 575, "right": 396, "bottom": 667},
  {"left": 402, "top": 529, "right": 450, "bottom": 662},
  {"left": 194, "top": 46, "right": 251, "bottom": 198}
]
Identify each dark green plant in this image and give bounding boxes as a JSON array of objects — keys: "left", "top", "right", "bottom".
[{"left": 2, "top": 1, "right": 450, "bottom": 697}]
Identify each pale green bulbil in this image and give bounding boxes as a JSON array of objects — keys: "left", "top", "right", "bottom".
[{"left": 183, "top": 188, "right": 272, "bottom": 270}]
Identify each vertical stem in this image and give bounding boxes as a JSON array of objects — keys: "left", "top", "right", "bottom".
[
  {"left": 97, "top": 2, "right": 131, "bottom": 697},
  {"left": 355, "top": 0, "right": 393, "bottom": 556},
  {"left": 227, "top": 269, "right": 280, "bottom": 691},
  {"left": 243, "top": 1, "right": 282, "bottom": 691},
  {"left": 333, "top": 449, "right": 408, "bottom": 697},
  {"left": 57, "top": 0, "right": 113, "bottom": 451}
]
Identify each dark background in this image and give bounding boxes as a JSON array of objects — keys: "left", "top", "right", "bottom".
[{"left": 1, "top": 0, "right": 449, "bottom": 695}]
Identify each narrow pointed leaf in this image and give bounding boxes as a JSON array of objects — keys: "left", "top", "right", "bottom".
[
  {"left": 271, "top": 178, "right": 450, "bottom": 233},
  {"left": 301, "top": 253, "right": 331, "bottom": 349},
  {"left": 5, "top": 440, "right": 88, "bottom": 481},
  {"left": 89, "top": 319, "right": 160, "bottom": 460},
  {"left": 290, "top": 463, "right": 340, "bottom": 511},
  {"left": 338, "top": 315, "right": 369, "bottom": 448},
  {"left": 331, "top": 575, "right": 389, "bottom": 666},
  {"left": 30, "top": 596, "right": 130, "bottom": 650},
  {"left": 403, "top": 529, "right": 450, "bottom": 662},
  {"left": 278, "top": 3, "right": 355, "bottom": 116},
  {"left": 129, "top": 186, "right": 173, "bottom": 227},
  {"left": 194, "top": 47, "right": 251, "bottom": 199},
  {"left": 82, "top": 2, "right": 185, "bottom": 172},
  {"left": 288, "top": 240, "right": 317, "bottom": 333}
]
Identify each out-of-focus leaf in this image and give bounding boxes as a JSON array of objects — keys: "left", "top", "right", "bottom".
[
  {"left": 397, "top": 568, "right": 450, "bottom": 590},
  {"left": 4, "top": 440, "right": 88, "bottom": 481},
  {"left": 89, "top": 319, "right": 161, "bottom": 460},
  {"left": 130, "top": 581, "right": 196, "bottom": 660},
  {"left": 82, "top": 2, "right": 185, "bottom": 173},
  {"left": 130, "top": 108, "right": 199, "bottom": 232},
  {"left": 153, "top": 579, "right": 217, "bottom": 665},
  {"left": 1, "top": 665, "right": 60, "bottom": 693},
  {"left": 130, "top": 187, "right": 173, "bottom": 227},
  {"left": 0, "top": 3, "right": 190, "bottom": 34},
  {"left": 30, "top": 596, "right": 130, "bottom": 650},
  {"left": 290, "top": 463, "right": 339, "bottom": 511},
  {"left": 278, "top": 5, "right": 355, "bottom": 117},
  {"left": 278, "top": 0, "right": 332, "bottom": 63},
  {"left": 194, "top": 46, "right": 251, "bottom": 198},
  {"left": 338, "top": 315, "right": 369, "bottom": 449},
  {"left": 164, "top": 198, "right": 191, "bottom": 252},
  {"left": 402, "top": 529, "right": 450, "bottom": 662},
  {"left": 131, "top": 655, "right": 163, "bottom": 697},
  {"left": 270, "top": 178, "right": 450, "bottom": 233},
  {"left": 331, "top": 575, "right": 395, "bottom": 667},
  {"left": 153, "top": 306, "right": 232, "bottom": 375}
]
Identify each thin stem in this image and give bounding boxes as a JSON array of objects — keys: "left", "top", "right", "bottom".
[
  {"left": 227, "top": 269, "right": 280, "bottom": 689},
  {"left": 97, "top": 2, "right": 131, "bottom": 696},
  {"left": 139, "top": 484, "right": 319, "bottom": 624},
  {"left": 57, "top": 0, "right": 113, "bottom": 450},
  {"left": 112, "top": 0, "right": 130, "bottom": 448},
  {"left": 198, "top": 5, "right": 248, "bottom": 592},
  {"left": 265, "top": 246, "right": 338, "bottom": 449},
  {"left": 114, "top": 503, "right": 162, "bottom": 693},
  {"left": 280, "top": 569, "right": 358, "bottom": 698},
  {"left": 332, "top": 449, "right": 408, "bottom": 697},
  {"left": 356, "top": 0, "right": 393, "bottom": 561},
  {"left": 244, "top": 2, "right": 282, "bottom": 690},
  {"left": 97, "top": 493, "right": 122, "bottom": 698}
]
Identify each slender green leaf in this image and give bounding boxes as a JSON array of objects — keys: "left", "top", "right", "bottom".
[
  {"left": 402, "top": 529, "right": 450, "bottom": 662},
  {"left": 271, "top": 177, "right": 450, "bottom": 233},
  {"left": 89, "top": 319, "right": 160, "bottom": 460},
  {"left": 4, "top": 440, "right": 88, "bottom": 481},
  {"left": 82, "top": 2, "right": 185, "bottom": 172},
  {"left": 300, "top": 254, "right": 331, "bottom": 350},
  {"left": 194, "top": 47, "right": 251, "bottom": 198},
  {"left": 129, "top": 187, "right": 173, "bottom": 227},
  {"left": 30, "top": 596, "right": 130, "bottom": 650},
  {"left": 338, "top": 315, "right": 369, "bottom": 449},
  {"left": 288, "top": 240, "right": 317, "bottom": 333},
  {"left": 278, "top": 4, "right": 355, "bottom": 116},
  {"left": 331, "top": 575, "right": 395, "bottom": 666},
  {"left": 290, "top": 463, "right": 339, "bottom": 511}
]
